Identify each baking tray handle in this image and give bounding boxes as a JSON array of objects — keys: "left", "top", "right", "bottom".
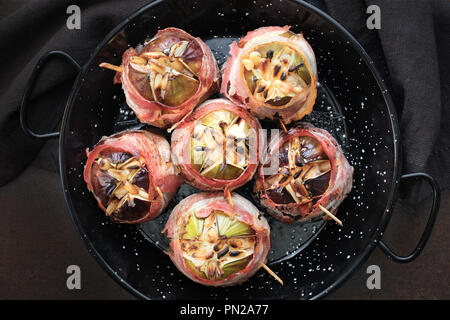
[
  {"left": 20, "top": 50, "right": 81, "bottom": 139},
  {"left": 379, "top": 172, "right": 440, "bottom": 263}
]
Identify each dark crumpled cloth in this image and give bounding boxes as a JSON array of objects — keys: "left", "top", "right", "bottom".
[{"left": 0, "top": 0, "right": 448, "bottom": 299}]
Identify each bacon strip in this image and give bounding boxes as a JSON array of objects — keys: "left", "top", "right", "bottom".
[
  {"left": 112, "top": 28, "right": 220, "bottom": 128},
  {"left": 83, "top": 129, "right": 184, "bottom": 223},
  {"left": 221, "top": 26, "right": 317, "bottom": 124},
  {"left": 253, "top": 123, "right": 353, "bottom": 224},
  {"left": 171, "top": 98, "right": 261, "bottom": 191},
  {"left": 163, "top": 192, "right": 270, "bottom": 286}
]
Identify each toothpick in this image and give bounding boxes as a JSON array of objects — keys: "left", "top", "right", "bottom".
[
  {"left": 99, "top": 62, "right": 123, "bottom": 73},
  {"left": 167, "top": 108, "right": 194, "bottom": 133},
  {"left": 155, "top": 185, "right": 164, "bottom": 200},
  {"left": 319, "top": 204, "right": 343, "bottom": 226},
  {"left": 225, "top": 189, "right": 234, "bottom": 209},
  {"left": 279, "top": 118, "right": 288, "bottom": 133},
  {"left": 262, "top": 264, "right": 284, "bottom": 285}
]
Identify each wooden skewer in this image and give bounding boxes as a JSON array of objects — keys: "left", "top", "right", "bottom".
[
  {"left": 225, "top": 189, "right": 234, "bottom": 209},
  {"left": 99, "top": 62, "right": 123, "bottom": 73},
  {"left": 262, "top": 264, "right": 284, "bottom": 286},
  {"left": 319, "top": 204, "right": 343, "bottom": 227},
  {"left": 167, "top": 109, "right": 194, "bottom": 133},
  {"left": 155, "top": 185, "right": 164, "bottom": 200},
  {"left": 279, "top": 118, "right": 288, "bottom": 133},
  {"left": 223, "top": 191, "right": 282, "bottom": 285}
]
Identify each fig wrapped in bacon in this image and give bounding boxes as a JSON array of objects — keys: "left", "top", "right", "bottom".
[
  {"left": 171, "top": 98, "right": 261, "bottom": 192},
  {"left": 83, "top": 129, "right": 184, "bottom": 223},
  {"left": 253, "top": 123, "right": 353, "bottom": 224},
  {"left": 101, "top": 27, "right": 220, "bottom": 128},
  {"left": 162, "top": 192, "right": 270, "bottom": 286},
  {"left": 221, "top": 26, "right": 317, "bottom": 124}
]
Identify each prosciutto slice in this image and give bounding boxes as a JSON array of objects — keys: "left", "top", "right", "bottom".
[
  {"left": 163, "top": 192, "right": 270, "bottom": 286},
  {"left": 171, "top": 98, "right": 261, "bottom": 192},
  {"left": 253, "top": 123, "right": 353, "bottom": 224},
  {"left": 106, "top": 27, "right": 219, "bottom": 128},
  {"left": 221, "top": 26, "right": 317, "bottom": 124},
  {"left": 83, "top": 129, "right": 183, "bottom": 223}
]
